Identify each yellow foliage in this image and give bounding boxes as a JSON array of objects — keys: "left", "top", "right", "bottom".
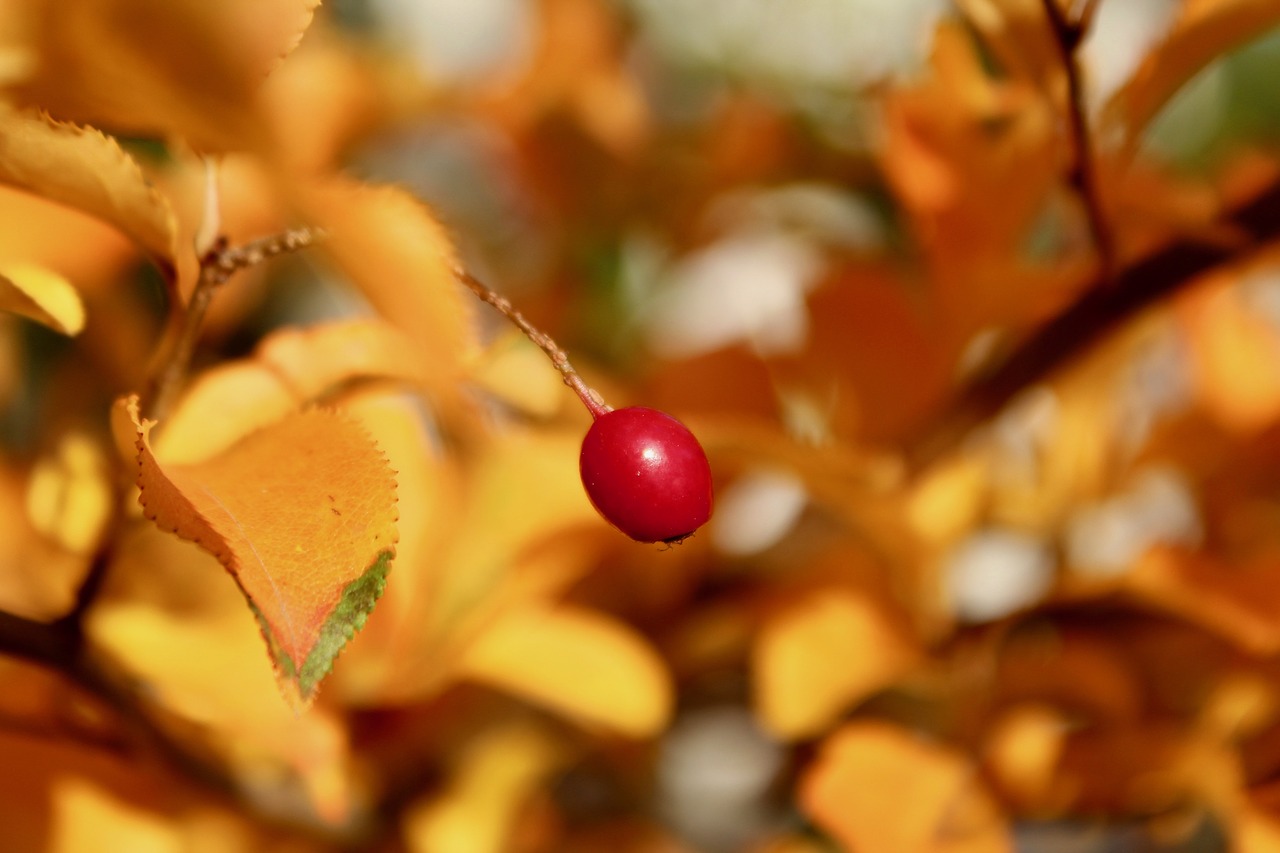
[{"left": 0, "top": 0, "right": 1278, "bottom": 851}]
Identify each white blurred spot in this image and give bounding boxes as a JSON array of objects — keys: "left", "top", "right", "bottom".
[
  {"left": 1065, "top": 466, "right": 1202, "bottom": 578},
  {"left": 710, "top": 469, "right": 808, "bottom": 556},
  {"left": 657, "top": 706, "right": 785, "bottom": 851},
  {"left": 630, "top": 0, "right": 945, "bottom": 90},
  {"left": 707, "top": 183, "right": 887, "bottom": 252},
  {"left": 1241, "top": 263, "right": 1280, "bottom": 332},
  {"left": 368, "top": 0, "right": 534, "bottom": 84},
  {"left": 943, "top": 528, "right": 1056, "bottom": 623},
  {"left": 645, "top": 231, "right": 824, "bottom": 358},
  {"left": 1116, "top": 323, "right": 1193, "bottom": 455},
  {"left": 986, "top": 386, "right": 1060, "bottom": 487},
  {"left": 1081, "top": 0, "right": 1181, "bottom": 112}
]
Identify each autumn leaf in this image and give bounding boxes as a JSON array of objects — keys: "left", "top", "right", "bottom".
[
  {"left": 753, "top": 584, "right": 919, "bottom": 740},
  {"left": 0, "top": 263, "right": 84, "bottom": 335},
  {"left": 459, "top": 604, "right": 672, "bottom": 737},
  {"left": 299, "top": 180, "right": 478, "bottom": 413},
  {"left": 155, "top": 318, "right": 428, "bottom": 466},
  {"left": 7, "top": 0, "right": 320, "bottom": 151},
  {"left": 403, "top": 722, "right": 569, "bottom": 853},
  {"left": 125, "top": 394, "right": 398, "bottom": 707},
  {"left": 800, "top": 721, "right": 1013, "bottom": 853},
  {"left": 0, "top": 108, "right": 181, "bottom": 281}
]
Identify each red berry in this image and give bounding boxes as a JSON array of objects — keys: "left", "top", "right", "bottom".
[{"left": 579, "top": 406, "right": 714, "bottom": 543}]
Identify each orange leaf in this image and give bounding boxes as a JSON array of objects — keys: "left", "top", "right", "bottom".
[
  {"left": 800, "top": 721, "right": 1013, "bottom": 853},
  {"left": 299, "top": 180, "right": 477, "bottom": 411},
  {"left": 753, "top": 584, "right": 919, "bottom": 740},
  {"left": 0, "top": 108, "right": 181, "bottom": 281},
  {"left": 403, "top": 722, "right": 568, "bottom": 853},
  {"left": 125, "top": 394, "right": 397, "bottom": 707},
  {"left": 1128, "top": 548, "right": 1280, "bottom": 655},
  {"left": 10, "top": 0, "right": 319, "bottom": 151},
  {"left": 0, "top": 263, "right": 84, "bottom": 335},
  {"left": 156, "top": 318, "right": 428, "bottom": 466},
  {"left": 460, "top": 605, "right": 672, "bottom": 737}
]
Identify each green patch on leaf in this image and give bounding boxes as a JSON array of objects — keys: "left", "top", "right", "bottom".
[
  {"left": 246, "top": 548, "right": 394, "bottom": 706},
  {"left": 297, "top": 548, "right": 395, "bottom": 700}
]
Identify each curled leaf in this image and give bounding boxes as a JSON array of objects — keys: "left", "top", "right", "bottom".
[
  {"left": 9, "top": 0, "right": 320, "bottom": 151},
  {"left": 0, "top": 263, "right": 84, "bottom": 335},
  {"left": 125, "top": 394, "right": 398, "bottom": 708},
  {"left": 0, "top": 108, "right": 180, "bottom": 279},
  {"left": 460, "top": 605, "right": 673, "bottom": 737}
]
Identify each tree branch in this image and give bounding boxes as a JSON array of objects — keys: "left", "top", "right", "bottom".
[
  {"left": 0, "top": 603, "right": 364, "bottom": 846},
  {"left": 1042, "top": 0, "right": 1115, "bottom": 284},
  {"left": 907, "top": 176, "right": 1280, "bottom": 468}
]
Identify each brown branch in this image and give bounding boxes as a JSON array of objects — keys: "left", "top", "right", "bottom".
[
  {"left": 907, "top": 176, "right": 1280, "bottom": 469},
  {"left": 0, "top": 603, "right": 371, "bottom": 845},
  {"left": 1042, "top": 0, "right": 1116, "bottom": 284}
]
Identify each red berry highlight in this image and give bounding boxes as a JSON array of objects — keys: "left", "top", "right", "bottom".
[{"left": 579, "top": 406, "right": 714, "bottom": 543}]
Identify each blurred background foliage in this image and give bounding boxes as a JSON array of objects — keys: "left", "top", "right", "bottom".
[{"left": 1, "top": 0, "right": 1280, "bottom": 851}]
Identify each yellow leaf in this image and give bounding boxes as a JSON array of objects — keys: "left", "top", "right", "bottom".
[
  {"left": 157, "top": 319, "right": 435, "bottom": 466},
  {"left": 152, "top": 362, "right": 298, "bottom": 466},
  {"left": 299, "top": 180, "right": 477, "bottom": 411},
  {"left": 403, "top": 723, "right": 567, "bottom": 853},
  {"left": 24, "top": 431, "right": 111, "bottom": 554},
  {"left": 0, "top": 463, "right": 89, "bottom": 620},
  {"left": 468, "top": 330, "right": 567, "bottom": 419},
  {"left": 126, "top": 394, "right": 398, "bottom": 708},
  {"left": 255, "top": 317, "right": 431, "bottom": 401},
  {"left": 801, "top": 721, "right": 1013, "bottom": 853},
  {"left": 9, "top": 0, "right": 320, "bottom": 151},
  {"left": 754, "top": 585, "right": 919, "bottom": 740},
  {"left": 419, "top": 429, "right": 604, "bottom": 667},
  {"left": 0, "top": 108, "right": 180, "bottom": 280},
  {"left": 0, "top": 263, "right": 84, "bottom": 335},
  {"left": 90, "top": 598, "right": 355, "bottom": 821},
  {"left": 461, "top": 605, "right": 673, "bottom": 737},
  {"left": 51, "top": 778, "right": 180, "bottom": 853}
]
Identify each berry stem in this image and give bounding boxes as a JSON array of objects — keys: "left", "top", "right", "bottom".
[{"left": 455, "top": 267, "right": 612, "bottom": 419}]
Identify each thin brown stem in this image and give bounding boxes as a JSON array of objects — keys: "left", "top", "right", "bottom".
[
  {"left": 456, "top": 268, "right": 612, "bottom": 419},
  {"left": 0, "top": 602, "right": 367, "bottom": 845},
  {"left": 1042, "top": 0, "right": 1115, "bottom": 284},
  {"left": 907, "top": 175, "right": 1280, "bottom": 469},
  {"left": 145, "top": 226, "right": 327, "bottom": 421}
]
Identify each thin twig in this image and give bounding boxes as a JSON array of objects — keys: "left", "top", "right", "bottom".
[
  {"left": 455, "top": 267, "right": 611, "bottom": 419},
  {"left": 1042, "top": 0, "right": 1116, "bottom": 284},
  {"left": 146, "top": 226, "right": 327, "bottom": 421}
]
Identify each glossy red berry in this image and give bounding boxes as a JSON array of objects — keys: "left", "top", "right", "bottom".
[{"left": 579, "top": 406, "right": 714, "bottom": 543}]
